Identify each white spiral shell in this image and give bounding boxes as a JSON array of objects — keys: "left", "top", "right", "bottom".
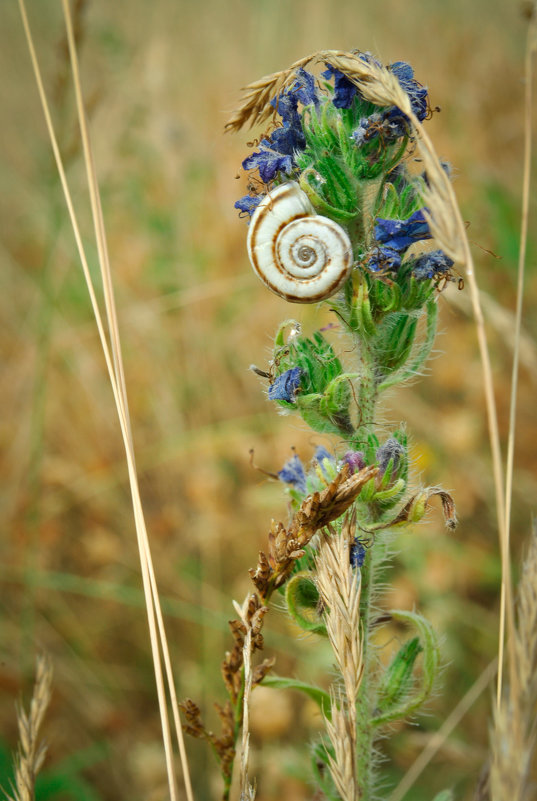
[{"left": 246, "top": 182, "right": 353, "bottom": 303}]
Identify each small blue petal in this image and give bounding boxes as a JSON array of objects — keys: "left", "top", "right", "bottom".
[
  {"left": 278, "top": 454, "right": 307, "bottom": 494},
  {"left": 268, "top": 367, "right": 303, "bottom": 403},
  {"left": 293, "top": 68, "right": 321, "bottom": 108},
  {"left": 270, "top": 124, "right": 305, "bottom": 156},
  {"left": 412, "top": 249, "right": 454, "bottom": 280},
  {"left": 242, "top": 148, "right": 293, "bottom": 183},
  {"left": 366, "top": 246, "right": 401, "bottom": 273},
  {"left": 314, "top": 446, "right": 335, "bottom": 477},
  {"left": 389, "top": 60, "right": 428, "bottom": 122},
  {"left": 314, "top": 445, "right": 334, "bottom": 464},
  {"left": 234, "top": 194, "right": 264, "bottom": 217},
  {"left": 374, "top": 209, "right": 431, "bottom": 252},
  {"left": 390, "top": 60, "right": 415, "bottom": 83},
  {"left": 322, "top": 63, "right": 357, "bottom": 109}
]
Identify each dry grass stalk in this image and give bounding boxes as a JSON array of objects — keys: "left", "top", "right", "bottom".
[
  {"left": 9, "top": 655, "right": 53, "bottom": 801},
  {"left": 225, "top": 49, "right": 410, "bottom": 134},
  {"left": 16, "top": 3, "right": 195, "bottom": 800},
  {"left": 233, "top": 595, "right": 258, "bottom": 801},
  {"left": 324, "top": 693, "right": 357, "bottom": 801},
  {"left": 316, "top": 517, "right": 364, "bottom": 801},
  {"left": 490, "top": 524, "right": 537, "bottom": 801},
  {"left": 498, "top": 0, "right": 537, "bottom": 716},
  {"left": 316, "top": 520, "right": 364, "bottom": 711}
]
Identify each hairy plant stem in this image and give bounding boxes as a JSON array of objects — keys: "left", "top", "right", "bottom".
[{"left": 349, "top": 311, "right": 379, "bottom": 799}]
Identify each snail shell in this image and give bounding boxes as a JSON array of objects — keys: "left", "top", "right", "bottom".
[{"left": 247, "top": 182, "right": 353, "bottom": 303}]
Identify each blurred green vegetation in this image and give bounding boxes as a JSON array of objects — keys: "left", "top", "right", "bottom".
[{"left": 1, "top": 1, "right": 536, "bottom": 800}]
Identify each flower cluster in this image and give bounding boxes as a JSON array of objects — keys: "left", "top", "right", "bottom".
[
  {"left": 235, "top": 69, "right": 319, "bottom": 216},
  {"left": 235, "top": 54, "right": 455, "bottom": 287},
  {"left": 277, "top": 431, "right": 408, "bottom": 504}
]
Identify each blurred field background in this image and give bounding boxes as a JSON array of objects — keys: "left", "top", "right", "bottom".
[{"left": 1, "top": 1, "right": 536, "bottom": 800}]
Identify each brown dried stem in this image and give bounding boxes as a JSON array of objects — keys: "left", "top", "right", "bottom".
[{"left": 250, "top": 464, "right": 377, "bottom": 600}]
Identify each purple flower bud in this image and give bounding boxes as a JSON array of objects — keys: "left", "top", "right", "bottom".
[
  {"left": 351, "top": 113, "right": 383, "bottom": 146},
  {"left": 344, "top": 451, "right": 366, "bottom": 472},
  {"left": 376, "top": 438, "right": 405, "bottom": 476},
  {"left": 293, "top": 68, "right": 321, "bottom": 109}
]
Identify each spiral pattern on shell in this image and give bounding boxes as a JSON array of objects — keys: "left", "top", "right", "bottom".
[{"left": 246, "top": 182, "right": 353, "bottom": 303}]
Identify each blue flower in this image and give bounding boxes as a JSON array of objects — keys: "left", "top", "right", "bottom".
[
  {"left": 389, "top": 61, "right": 428, "bottom": 122},
  {"left": 240, "top": 71, "right": 316, "bottom": 188},
  {"left": 366, "top": 246, "right": 401, "bottom": 273},
  {"left": 411, "top": 249, "right": 454, "bottom": 281},
  {"left": 374, "top": 209, "right": 431, "bottom": 252},
  {"left": 322, "top": 63, "right": 357, "bottom": 109},
  {"left": 376, "top": 438, "right": 405, "bottom": 476},
  {"left": 234, "top": 193, "right": 264, "bottom": 217},
  {"left": 314, "top": 446, "right": 335, "bottom": 477},
  {"left": 242, "top": 145, "right": 294, "bottom": 184},
  {"left": 350, "top": 537, "right": 367, "bottom": 569},
  {"left": 293, "top": 68, "right": 321, "bottom": 109},
  {"left": 379, "top": 61, "right": 428, "bottom": 138},
  {"left": 314, "top": 445, "right": 333, "bottom": 462},
  {"left": 270, "top": 124, "right": 305, "bottom": 156},
  {"left": 268, "top": 367, "right": 303, "bottom": 402},
  {"left": 278, "top": 454, "right": 307, "bottom": 494}
]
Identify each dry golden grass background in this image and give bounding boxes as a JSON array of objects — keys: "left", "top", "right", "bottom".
[{"left": 1, "top": 1, "right": 536, "bottom": 799}]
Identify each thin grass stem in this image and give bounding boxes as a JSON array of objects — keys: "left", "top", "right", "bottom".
[
  {"left": 17, "top": 3, "right": 194, "bottom": 799},
  {"left": 499, "top": 0, "right": 537, "bottom": 710},
  {"left": 408, "top": 109, "right": 514, "bottom": 708}
]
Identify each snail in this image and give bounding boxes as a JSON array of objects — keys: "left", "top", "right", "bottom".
[{"left": 246, "top": 182, "right": 353, "bottom": 303}]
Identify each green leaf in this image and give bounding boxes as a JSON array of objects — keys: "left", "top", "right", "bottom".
[
  {"left": 319, "top": 373, "right": 356, "bottom": 419},
  {"left": 355, "top": 279, "right": 376, "bottom": 337},
  {"left": 296, "top": 393, "right": 350, "bottom": 437},
  {"left": 261, "top": 676, "right": 331, "bottom": 719},
  {"left": 371, "top": 609, "right": 440, "bottom": 727},
  {"left": 375, "top": 636, "right": 423, "bottom": 715},
  {"left": 286, "top": 573, "right": 327, "bottom": 636},
  {"left": 378, "top": 299, "right": 438, "bottom": 393},
  {"left": 373, "top": 477, "right": 406, "bottom": 504},
  {"left": 274, "top": 319, "right": 301, "bottom": 350}
]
